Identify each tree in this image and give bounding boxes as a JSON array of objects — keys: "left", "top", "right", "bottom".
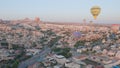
[
  {"left": 12, "top": 60, "right": 19, "bottom": 68},
  {"left": 66, "top": 52, "right": 72, "bottom": 58},
  {"left": 12, "top": 44, "right": 19, "bottom": 50},
  {"left": 74, "top": 41, "right": 85, "bottom": 48},
  {"left": 52, "top": 47, "right": 61, "bottom": 52},
  {"left": 55, "top": 47, "right": 72, "bottom": 58},
  {"left": 6, "top": 64, "right": 11, "bottom": 68},
  {"left": 32, "top": 42, "right": 37, "bottom": 47}
]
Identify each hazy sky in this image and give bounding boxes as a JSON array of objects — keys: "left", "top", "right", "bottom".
[{"left": 0, "top": 0, "right": 120, "bottom": 24}]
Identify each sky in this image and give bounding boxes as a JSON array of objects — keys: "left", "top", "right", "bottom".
[{"left": 0, "top": 0, "right": 120, "bottom": 24}]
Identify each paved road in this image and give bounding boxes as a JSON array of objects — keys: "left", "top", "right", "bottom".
[
  {"left": 18, "top": 37, "right": 60, "bottom": 68},
  {"left": 18, "top": 48, "right": 50, "bottom": 68}
]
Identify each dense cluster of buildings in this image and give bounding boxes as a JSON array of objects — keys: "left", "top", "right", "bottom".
[{"left": 0, "top": 18, "right": 120, "bottom": 68}]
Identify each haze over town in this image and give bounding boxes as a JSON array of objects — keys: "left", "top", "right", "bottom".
[{"left": 0, "top": 0, "right": 120, "bottom": 24}]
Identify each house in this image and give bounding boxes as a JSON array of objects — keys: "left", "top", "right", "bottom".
[
  {"left": 104, "top": 60, "right": 120, "bottom": 68},
  {"left": 107, "top": 50, "right": 116, "bottom": 57},
  {"left": 26, "top": 49, "right": 41, "bottom": 56},
  {"left": 54, "top": 55, "right": 64, "bottom": 59},
  {"left": 86, "top": 64, "right": 93, "bottom": 68},
  {"left": 50, "top": 54, "right": 67, "bottom": 65},
  {"left": 102, "top": 49, "right": 108, "bottom": 55},
  {"left": 73, "top": 55, "right": 87, "bottom": 63},
  {"left": 53, "top": 64, "right": 64, "bottom": 68},
  {"left": 0, "top": 49, "right": 14, "bottom": 61},
  {"left": 43, "top": 60, "right": 51, "bottom": 67},
  {"left": 93, "top": 46, "right": 101, "bottom": 51},
  {"left": 27, "top": 62, "right": 45, "bottom": 68},
  {"left": 115, "top": 51, "right": 120, "bottom": 59},
  {"left": 65, "top": 62, "right": 80, "bottom": 68}
]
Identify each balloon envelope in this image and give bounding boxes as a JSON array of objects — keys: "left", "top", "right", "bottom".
[
  {"left": 73, "top": 31, "right": 81, "bottom": 38},
  {"left": 35, "top": 17, "right": 40, "bottom": 23},
  {"left": 91, "top": 6, "right": 101, "bottom": 20}
]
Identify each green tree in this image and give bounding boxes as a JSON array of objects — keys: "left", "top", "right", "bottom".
[
  {"left": 52, "top": 47, "right": 62, "bottom": 52},
  {"left": 74, "top": 41, "right": 85, "bottom": 48},
  {"left": 56, "top": 47, "right": 72, "bottom": 58},
  {"left": 12, "top": 60, "right": 19, "bottom": 68}
]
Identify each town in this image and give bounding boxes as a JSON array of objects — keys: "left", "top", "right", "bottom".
[{"left": 0, "top": 18, "right": 120, "bottom": 68}]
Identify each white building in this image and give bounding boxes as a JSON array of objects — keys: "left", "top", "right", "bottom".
[
  {"left": 65, "top": 62, "right": 80, "bottom": 68},
  {"left": 26, "top": 49, "right": 41, "bottom": 56},
  {"left": 115, "top": 51, "right": 120, "bottom": 59},
  {"left": 92, "top": 46, "right": 101, "bottom": 51}
]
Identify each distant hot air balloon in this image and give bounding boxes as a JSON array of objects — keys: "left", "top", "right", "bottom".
[
  {"left": 35, "top": 17, "right": 40, "bottom": 23},
  {"left": 73, "top": 31, "right": 81, "bottom": 38},
  {"left": 91, "top": 6, "right": 101, "bottom": 20},
  {"left": 34, "top": 17, "right": 40, "bottom": 36}
]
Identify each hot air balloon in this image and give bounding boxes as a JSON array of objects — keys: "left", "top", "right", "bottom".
[
  {"left": 91, "top": 6, "right": 101, "bottom": 20},
  {"left": 73, "top": 31, "right": 81, "bottom": 38},
  {"left": 35, "top": 17, "right": 40, "bottom": 23},
  {"left": 34, "top": 17, "right": 40, "bottom": 37}
]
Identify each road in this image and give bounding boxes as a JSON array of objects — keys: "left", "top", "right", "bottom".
[
  {"left": 18, "top": 36, "right": 61, "bottom": 68},
  {"left": 18, "top": 48, "right": 50, "bottom": 68}
]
